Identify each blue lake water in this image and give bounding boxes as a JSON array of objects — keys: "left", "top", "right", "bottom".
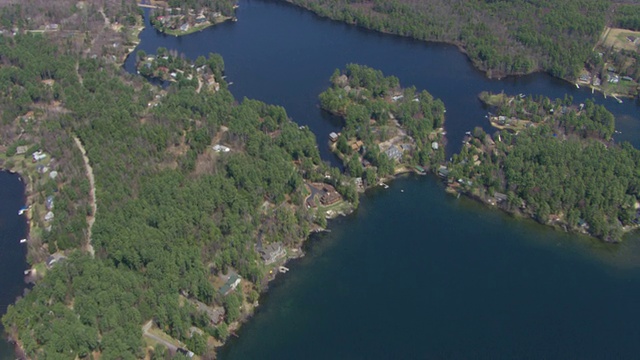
[{"left": 0, "top": 172, "right": 27, "bottom": 359}]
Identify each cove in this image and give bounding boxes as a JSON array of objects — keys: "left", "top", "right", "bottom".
[
  {"left": 218, "top": 176, "right": 640, "bottom": 359},
  {"left": 125, "top": 0, "right": 640, "bottom": 162},
  {"left": 0, "top": 172, "right": 28, "bottom": 359}
]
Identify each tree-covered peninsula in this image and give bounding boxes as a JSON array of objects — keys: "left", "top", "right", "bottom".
[
  {"left": 446, "top": 92, "right": 639, "bottom": 242},
  {"left": 320, "top": 64, "right": 446, "bottom": 186},
  {"left": 0, "top": 31, "right": 358, "bottom": 359}
]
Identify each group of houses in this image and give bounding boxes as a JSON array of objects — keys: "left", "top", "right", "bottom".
[
  {"left": 153, "top": 7, "right": 222, "bottom": 33},
  {"left": 579, "top": 67, "right": 635, "bottom": 87}
]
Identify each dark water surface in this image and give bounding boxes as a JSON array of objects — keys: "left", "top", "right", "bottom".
[
  {"left": 0, "top": 172, "right": 27, "bottom": 359},
  {"left": 219, "top": 177, "right": 640, "bottom": 359}
]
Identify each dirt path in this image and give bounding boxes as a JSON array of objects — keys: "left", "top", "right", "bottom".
[
  {"left": 142, "top": 320, "right": 178, "bottom": 352},
  {"left": 99, "top": 8, "right": 110, "bottom": 27},
  {"left": 75, "top": 61, "right": 83, "bottom": 86},
  {"left": 73, "top": 136, "right": 96, "bottom": 257}
]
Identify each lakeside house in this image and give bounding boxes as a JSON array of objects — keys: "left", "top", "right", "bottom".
[
  {"left": 189, "top": 298, "right": 225, "bottom": 325},
  {"left": 44, "top": 211, "right": 54, "bottom": 222},
  {"left": 438, "top": 166, "right": 450, "bottom": 178},
  {"left": 320, "top": 184, "right": 342, "bottom": 205},
  {"left": 329, "top": 132, "right": 339, "bottom": 142},
  {"left": 46, "top": 253, "right": 66, "bottom": 268},
  {"left": 257, "top": 240, "right": 286, "bottom": 265}
]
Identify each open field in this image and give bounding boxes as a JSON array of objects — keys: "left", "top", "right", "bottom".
[{"left": 601, "top": 27, "right": 640, "bottom": 51}]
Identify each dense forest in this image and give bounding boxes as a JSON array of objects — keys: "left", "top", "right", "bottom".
[
  {"left": 284, "top": 0, "right": 615, "bottom": 79},
  {"left": 0, "top": 33, "right": 354, "bottom": 358},
  {"left": 319, "top": 64, "right": 445, "bottom": 183},
  {"left": 448, "top": 93, "right": 640, "bottom": 242}
]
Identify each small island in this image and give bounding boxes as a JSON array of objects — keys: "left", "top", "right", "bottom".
[
  {"left": 319, "top": 64, "right": 446, "bottom": 188},
  {"left": 446, "top": 92, "right": 638, "bottom": 242}
]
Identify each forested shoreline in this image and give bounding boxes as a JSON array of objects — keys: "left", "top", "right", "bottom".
[
  {"left": 282, "top": 0, "right": 640, "bottom": 82},
  {"left": 0, "top": 32, "right": 359, "bottom": 358},
  {"left": 447, "top": 92, "right": 640, "bottom": 242}
]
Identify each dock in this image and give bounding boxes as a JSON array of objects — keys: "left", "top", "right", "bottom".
[{"left": 278, "top": 266, "right": 289, "bottom": 273}]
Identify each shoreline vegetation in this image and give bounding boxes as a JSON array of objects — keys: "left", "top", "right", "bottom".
[{"left": 281, "top": 0, "right": 640, "bottom": 98}]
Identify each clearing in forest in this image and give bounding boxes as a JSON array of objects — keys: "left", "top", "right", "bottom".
[{"left": 600, "top": 27, "right": 640, "bottom": 52}]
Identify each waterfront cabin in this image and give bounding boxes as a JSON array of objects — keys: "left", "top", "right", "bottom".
[
  {"left": 438, "top": 166, "right": 450, "bottom": 178},
  {"left": 329, "top": 132, "right": 339, "bottom": 142}
]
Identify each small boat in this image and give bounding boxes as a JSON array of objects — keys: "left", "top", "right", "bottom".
[
  {"left": 575, "top": 83, "right": 580, "bottom": 89},
  {"left": 19, "top": 238, "right": 27, "bottom": 243},
  {"left": 465, "top": 131, "right": 471, "bottom": 135},
  {"left": 18, "top": 206, "right": 28, "bottom": 215}
]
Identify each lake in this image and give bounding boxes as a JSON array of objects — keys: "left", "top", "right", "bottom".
[
  {"left": 0, "top": 172, "right": 28, "bottom": 360},
  {"left": 3, "top": 0, "right": 640, "bottom": 357}
]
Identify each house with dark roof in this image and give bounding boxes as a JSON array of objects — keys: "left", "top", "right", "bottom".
[{"left": 257, "top": 241, "right": 286, "bottom": 265}]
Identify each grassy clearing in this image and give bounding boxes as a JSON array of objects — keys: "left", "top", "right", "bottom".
[{"left": 601, "top": 27, "right": 640, "bottom": 51}]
